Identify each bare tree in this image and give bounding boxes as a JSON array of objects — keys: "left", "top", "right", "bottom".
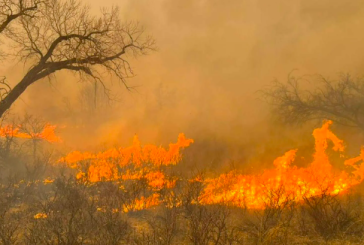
[
  {"left": 0, "top": 0, "right": 155, "bottom": 118},
  {"left": 0, "top": 0, "right": 41, "bottom": 34},
  {"left": 264, "top": 73, "right": 364, "bottom": 130},
  {"left": 0, "top": 1, "right": 43, "bottom": 107}
]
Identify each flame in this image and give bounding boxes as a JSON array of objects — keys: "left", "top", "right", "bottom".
[
  {"left": 58, "top": 133, "right": 193, "bottom": 183},
  {"left": 56, "top": 121, "right": 364, "bottom": 212},
  {"left": 0, "top": 124, "right": 61, "bottom": 142},
  {"left": 123, "top": 193, "right": 160, "bottom": 213},
  {"left": 58, "top": 133, "right": 193, "bottom": 211},
  {"left": 34, "top": 213, "right": 47, "bottom": 219},
  {"left": 199, "top": 121, "right": 363, "bottom": 209},
  {"left": 43, "top": 178, "right": 54, "bottom": 185}
]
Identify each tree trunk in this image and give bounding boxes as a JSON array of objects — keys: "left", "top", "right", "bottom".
[{"left": 0, "top": 69, "right": 39, "bottom": 118}]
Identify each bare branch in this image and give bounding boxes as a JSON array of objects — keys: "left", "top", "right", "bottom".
[
  {"left": 263, "top": 73, "right": 364, "bottom": 130},
  {"left": 0, "top": 0, "right": 42, "bottom": 34},
  {"left": 0, "top": 0, "right": 155, "bottom": 117}
]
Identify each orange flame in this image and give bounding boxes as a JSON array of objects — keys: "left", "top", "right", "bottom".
[
  {"left": 199, "top": 121, "right": 362, "bottom": 209},
  {"left": 123, "top": 193, "right": 160, "bottom": 213},
  {"left": 58, "top": 133, "right": 193, "bottom": 183},
  {"left": 0, "top": 124, "right": 61, "bottom": 143},
  {"left": 57, "top": 121, "right": 364, "bottom": 211},
  {"left": 58, "top": 133, "right": 194, "bottom": 211},
  {"left": 34, "top": 213, "right": 47, "bottom": 219}
]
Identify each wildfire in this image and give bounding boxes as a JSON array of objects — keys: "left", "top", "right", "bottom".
[
  {"left": 54, "top": 121, "right": 364, "bottom": 211},
  {"left": 123, "top": 193, "right": 160, "bottom": 213},
  {"left": 0, "top": 124, "right": 61, "bottom": 143},
  {"left": 59, "top": 133, "right": 193, "bottom": 183},
  {"left": 199, "top": 121, "right": 364, "bottom": 209},
  {"left": 58, "top": 133, "right": 194, "bottom": 212}
]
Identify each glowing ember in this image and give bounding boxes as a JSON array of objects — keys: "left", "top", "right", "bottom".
[
  {"left": 43, "top": 178, "right": 54, "bottom": 185},
  {"left": 34, "top": 213, "right": 47, "bottom": 219}
]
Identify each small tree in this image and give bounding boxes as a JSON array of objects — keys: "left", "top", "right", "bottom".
[
  {"left": 0, "top": 0, "right": 155, "bottom": 118},
  {"left": 264, "top": 73, "right": 364, "bottom": 130}
]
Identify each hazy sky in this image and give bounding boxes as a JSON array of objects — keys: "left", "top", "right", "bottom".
[{"left": 4, "top": 0, "right": 364, "bottom": 150}]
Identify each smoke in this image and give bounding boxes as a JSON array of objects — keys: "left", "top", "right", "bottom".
[{"left": 3, "top": 0, "right": 364, "bottom": 168}]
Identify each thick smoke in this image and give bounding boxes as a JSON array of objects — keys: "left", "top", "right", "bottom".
[{"left": 2, "top": 0, "right": 364, "bottom": 169}]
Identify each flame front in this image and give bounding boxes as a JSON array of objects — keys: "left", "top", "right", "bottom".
[
  {"left": 199, "top": 121, "right": 362, "bottom": 209},
  {"left": 59, "top": 133, "right": 194, "bottom": 183},
  {"left": 58, "top": 133, "right": 194, "bottom": 211},
  {"left": 57, "top": 121, "right": 364, "bottom": 211}
]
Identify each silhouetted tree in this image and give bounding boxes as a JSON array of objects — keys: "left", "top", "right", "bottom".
[
  {"left": 265, "top": 73, "right": 364, "bottom": 130},
  {"left": 0, "top": 0, "right": 41, "bottom": 34},
  {"left": 0, "top": 0, "right": 155, "bottom": 118}
]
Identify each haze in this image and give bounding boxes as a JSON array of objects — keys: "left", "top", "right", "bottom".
[{"left": 2, "top": 0, "right": 364, "bottom": 156}]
